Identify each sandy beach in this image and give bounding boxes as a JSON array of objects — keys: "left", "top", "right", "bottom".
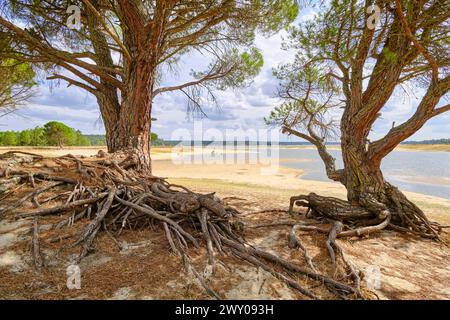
[
  {"left": 2, "top": 145, "right": 449, "bottom": 222},
  {"left": 152, "top": 158, "right": 450, "bottom": 224},
  {"left": 1, "top": 145, "right": 450, "bottom": 300}
]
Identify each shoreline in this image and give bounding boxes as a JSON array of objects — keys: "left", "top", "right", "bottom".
[
  {"left": 151, "top": 159, "right": 450, "bottom": 224},
  {"left": 1, "top": 143, "right": 449, "bottom": 153},
  {"left": 279, "top": 144, "right": 450, "bottom": 152},
  {"left": 1, "top": 146, "right": 449, "bottom": 222},
  {"left": 1, "top": 147, "right": 449, "bottom": 300}
]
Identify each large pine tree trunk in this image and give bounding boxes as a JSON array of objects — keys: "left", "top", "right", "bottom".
[
  {"left": 87, "top": 2, "right": 156, "bottom": 172},
  {"left": 97, "top": 88, "right": 121, "bottom": 152},
  {"left": 341, "top": 142, "right": 386, "bottom": 204},
  {"left": 99, "top": 56, "right": 155, "bottom": 173},
  {"left": 340, "top": 112, "right": 391, "bottom": 209},
  {"left": 292, "top": 139, "right": 439, "bottom": 238}
]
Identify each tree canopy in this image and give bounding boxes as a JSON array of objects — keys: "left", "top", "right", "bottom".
[
  {"left": 0, "top": 0, "right": 299, "bottom": 167},
  {"left": 0, "top": 29, "right": 35, "bottom": 115}
]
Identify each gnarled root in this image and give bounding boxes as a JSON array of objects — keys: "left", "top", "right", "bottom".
[
  {"left": 289, "top": 189, "right": 441, "bottom": 240},
  {"left": 285, "top": 186, "right": 445, "bottom": 297},
  {"left": 0, "top": 151, "right": 361, "bottom": 300}
]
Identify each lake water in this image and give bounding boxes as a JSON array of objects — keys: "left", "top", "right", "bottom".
[
  {"left": 172, "top": 143, "right": 450, "bottom": 199},
  {"left": 279, "top": 148, "right": 450, "bottom": 200}
]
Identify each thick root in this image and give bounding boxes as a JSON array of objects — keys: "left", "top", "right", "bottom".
[
  {"left": 0, "top": 151, "right": 361, "bottom": 300},
  {"left": 289, "top": 191, "right": 442, "bottom": 239},
  {"left": 285, "top": 187, "right": 445, "bottom": 298}
]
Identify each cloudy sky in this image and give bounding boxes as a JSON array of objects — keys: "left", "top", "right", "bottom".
[{"left": 1, "top": 10, "right": 448, "bottom": 142}]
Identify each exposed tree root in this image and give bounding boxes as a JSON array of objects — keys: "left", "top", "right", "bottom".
[
  {"left": 285, "top": 187, "right": 446, "bottom": 298},
  {"left": 32, "top": 217, "right": 44, "bottom": 271},
  {"left": 326, "top": 221, "right": 343, "bottom": 273},
  {"left": 0, "top": 152, "right": 363, "bottom": 300},
  {"left": 288, "top": 224, "right": 317, "bottom": 272},
  {"left": 289, "top": 191, "right": 442, "bottom": 240}
]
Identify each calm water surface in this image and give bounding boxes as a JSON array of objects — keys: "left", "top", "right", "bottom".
[{"left": 279, "top": 148, "right": 450, "bottom": 199}]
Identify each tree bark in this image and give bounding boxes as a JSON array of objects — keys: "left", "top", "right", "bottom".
[
  {"left": 97, "top": 89, "right": 121, "bottom": 152},
  {"left": 84, "top": 0, "right": 153, "bottom": 172},
  {"left": 341, "top": 141, "right": 385, "bottom": 204},
  {"left": 111, "top": 54, "right": 155, "bottom": 172},
  {"left": 337, "top": 135, "right": 438, "bottom": 237},
  {"left": 94, "top": 78, "right": 153, "bottom": 172}
]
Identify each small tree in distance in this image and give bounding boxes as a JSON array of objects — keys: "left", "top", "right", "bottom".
[{"left": 44, "top": 121, "right": 77, "bottom": 148}]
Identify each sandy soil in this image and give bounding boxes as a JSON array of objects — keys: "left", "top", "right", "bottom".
[
  {"left": 2, "top": 145, "right": 447, "bottom": 214},
  {"left": 395, "top": 144, "right": 450, "bottom": 152},
  {"left": 0, "top": 146, "right": 449, "bottom": 300},
  {"left": 1, "top": 181, "right": 448, "bottom": 300}
]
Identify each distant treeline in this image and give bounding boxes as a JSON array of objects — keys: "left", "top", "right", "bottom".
[
  {"left": 83, "top": 134, "right": 106, "bottom": 146},
  {"left": 1, "top": 122, "right": 447, "bottom": 147},
  {"left": 84, "top": 133, "right": 162, "bottom": 146},
  {"left": 0, "top": 121, "right": 161, "bottom": 147},
  {"left": 402, "top": 139, "right": 450, "bottom": 145}
]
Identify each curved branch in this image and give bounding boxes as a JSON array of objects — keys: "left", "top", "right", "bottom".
[
  {"left": 153, "top": 64, "right": 235, "bottom": 97},
  {"left": 432, "top": 104, "right": 450, "bottom": 117},
  {"left": 282, "top": 126, "right": 343, "bottom": 182},
  {"left": 46, "top": 74, "right": 98, "bottom": 96},
  {"left": 0, "top": 16, "right": 124, "bottom": 90},
  {"left": 368, "top": 75, "right": 450, "bottom": 163}
]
